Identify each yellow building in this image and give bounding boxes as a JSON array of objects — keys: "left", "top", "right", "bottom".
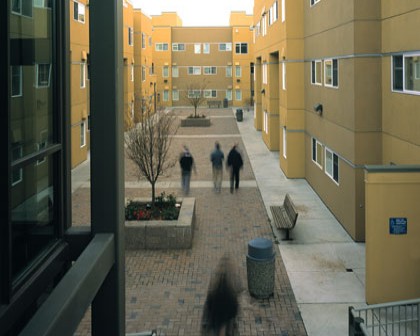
[
  {"left": 123, "top": 0, "right": 135, "bottom": 129},
  {"left": 151, "top": 11, "right": 253, "bottom": 109},
  {"left": 253, "top": 0, "right": 420, "bottom": 246},
  {"left": 70, "top": 0, "right": 90, "bottom": 168}
]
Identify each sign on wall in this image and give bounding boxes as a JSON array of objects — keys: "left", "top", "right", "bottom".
[{"left": 389, "top": 217, "right": 408, "bottom": 235}]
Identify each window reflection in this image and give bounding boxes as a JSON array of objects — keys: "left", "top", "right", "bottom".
[{"left": 10, "top": 0, "right": 57, "bottom": 282}]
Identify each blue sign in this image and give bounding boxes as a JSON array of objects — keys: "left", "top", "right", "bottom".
[{"left": 389, "top": 217, "right": 407, "bottom": 235}]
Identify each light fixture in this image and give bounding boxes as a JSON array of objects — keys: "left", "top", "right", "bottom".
[
  {"left": 313, "top": 103, "right": 323, "bottom": 115},
  {"left": 261, "top": 88, "right": 265, "bottom": 94}
]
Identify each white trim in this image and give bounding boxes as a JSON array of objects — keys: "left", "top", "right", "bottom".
[{"left": 282, "top": 126, "right": 287, "bottom": 158}]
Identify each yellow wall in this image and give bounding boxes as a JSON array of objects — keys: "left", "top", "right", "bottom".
[{"left": 365, "top": 167, "right": 420, "bottom": 303}]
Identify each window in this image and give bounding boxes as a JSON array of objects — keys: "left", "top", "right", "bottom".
[
  {"left": 281, "top": 0, "right": 285, "bottom": 22},
  {"left": 11, "top": 145, "right": 23, "bottom": 186},
  {"left": 141, "top": 33, "right": 146, "bottom": 48},
  {"left": 73, "top": 1, "right": 85, "bottom": 23},
  {"left": 263, "top": 111, "right": 268, "bottom": 133},
  {"left": 219, "top": 43, "right": 232, "bottom": 51},
  {"left": 80, "top": 121, "right": 86, "bottom": 147},
  {"left": 194, "top": 43, "right": 201, "bottom": 54},
  {"left": 235, "top": 65, "right": 242, "bottom": 77},
  {"left": 128, "top": 27, "right": 133, "bottom": 46},
  {"left": 324, "top": 59, "right": 338, "bottom": 88},
  {"left": 262, "top": 15, "right": 267, "bottom": 36},
  {"left": 204, "top": 90, "right": 217, "bottom": 98},
  {"left": 269, "top": 1, "right": 279, "bottom": 25},
  {"left": 142, "top": 66, "right": 146, "bottom": 82},
  {"left": 80, "top": 62, "right": 86, "bottom": 88},
  {"left": 12, "top": 0, "right": 33, "bottom": 16},
  {"left": 204, "top": 66, "right": 217, "bottom": 75},
  {"left": 131, "top": 64, "right": 134, "bottom": 82},
  {"left": 226, "top": 89, "right": 232, "bottom": 101},
  {"left": 311, "top": 138, "right": 323, "bottom": 167},
  {"left": 226, "top": 66, "right": 232, "bottom": 77},
  {"left": 150, "top": 63, "right": 154, "bottom": 75},
  {"left": 393, "top": 54, "right": 420, "bottom": 94},
  {"left": 163, "top": 66, "right": 169, "bottom": 78},
  {"left": 188, "top": 66, "right": 201, "bottom": 75},
  {"left": 262, "top": 62, "right": 267, "bottom": 84},
  {"left": 235, "top": 89, "right": 242, "bottom": 101},
  {"left": 172, "top": 89, "right": 179, "bottom": 101},
  {"left": 203, "top": 43, "right": 210, "bottom": 54},
  {"left": 282, "top": 62, "right": 286, "bottom": 90},
  {"left": 36, "top": 130, "right": 48, "bottom": 165},
  {"left": 282, "top": 126, "right": 287, "bottom": 158},
  {"left": 172, "top": 43, "right": 185, "bottom": 51},
  {"left": 325, "top": 148, "right": 339, "bottom": 183},
  {"left": 235, "top": 43, "right": 248, "bottom": 54},
  {"left": 11, "top": 65, "right": 22, "bottom": 97},
  {"left": 310, "top": 0, "right": 321, "bottom": 6},
  {"left": 36, "top": 64, "right": 51, "bottom": 88},
  {"left": 311, "top": 60, "right": 322, "bottom": 85},
  {"left": 188, "top": 90, "right": 201, "bottom": 98},
  {"left": 163, "top": 90, "right": 169, "bottom": 102},
  {"left": 172, "top": 66, "right": 179, "bottom": 78},
  {"left": 34, "top": 0, "right": 52, "bottom": 8},
  {"left": 155, "top": 43, "right": 168, "bottom": 51}
]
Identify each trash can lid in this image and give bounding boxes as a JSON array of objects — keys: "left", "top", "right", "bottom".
[{"left": 248, "top": 237, "right": 274, "bottom": 259}]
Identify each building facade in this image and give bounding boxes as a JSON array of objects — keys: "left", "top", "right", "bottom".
[{"left": 253, "top": 0, "right": 420, "bottom": 243}]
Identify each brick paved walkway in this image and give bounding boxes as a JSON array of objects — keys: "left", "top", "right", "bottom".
[{"left": 73, "top": 108, "right": 307, "bottom": 336}]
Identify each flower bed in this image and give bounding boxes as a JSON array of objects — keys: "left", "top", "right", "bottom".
[
  {"left": 125, "top": 197, "right": 195, "bottom": 250},
  {"left": 125, "top": 193, "right": 180, "bottom": 221}
]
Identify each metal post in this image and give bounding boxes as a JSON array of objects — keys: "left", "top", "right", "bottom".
[{"left": 89, "top": 0, "right": 125, "bottom": 335}]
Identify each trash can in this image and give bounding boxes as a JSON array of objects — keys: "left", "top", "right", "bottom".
[
  {"left": 223, "top": 98, "right": 228, "bottom": 108},
  {"left": 246, "top": 237, "right": 275, "bottom": 299},
  {"left": 236, "top": 108, "right": 243, "bottom": 122}
]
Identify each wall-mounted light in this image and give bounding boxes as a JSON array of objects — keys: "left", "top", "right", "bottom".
[
  {"left": 313, "top": 103, "right": 323, "bottom": 115},
  {"left": 261, "top": 88, "right": 265, "bottom": 94}
]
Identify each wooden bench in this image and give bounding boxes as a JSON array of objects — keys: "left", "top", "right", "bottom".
[
  {"left": 270, "top": 194, "right": 298, "bottom": 240},
  {"left": 208, "top": 100, "right": 221, "bottom": 108}
]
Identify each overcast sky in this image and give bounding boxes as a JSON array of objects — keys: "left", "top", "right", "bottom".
[{"left": 132, "top": 0, "right": 254, "bottom": 27}]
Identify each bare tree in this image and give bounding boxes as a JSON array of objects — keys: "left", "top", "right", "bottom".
[
  {"left": 125, "top": 104, "right": 178, "bottom": 205},
  {"left": 185, "top": 80, "right": 208, "bottom": 118}
]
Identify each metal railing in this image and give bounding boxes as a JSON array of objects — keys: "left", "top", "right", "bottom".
[{"left": 349, "top": 299, "right": 420, "bottom": 336}]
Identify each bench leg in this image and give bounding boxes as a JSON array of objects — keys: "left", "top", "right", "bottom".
[{"left": 283, "top": 229, "right": 292, "bottom": 241}]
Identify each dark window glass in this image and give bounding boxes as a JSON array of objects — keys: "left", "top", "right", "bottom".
[
  {"left": 333, "top": 154, "right": 339, "bottom": 182},
  {"left": 312, "top": 138, "right": 316, "bottom": 161},
  {"left": 332, "top": 59, "right": 338, "bottom": 87},
  {"left": 393, "top": 55, "right": 403, "bottom": 91},
  {"left": 311, "top": 61, "right": 315, "bottom": 84}
]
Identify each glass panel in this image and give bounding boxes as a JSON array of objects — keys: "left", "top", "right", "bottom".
[
  {"left": 393, "top": 56, "right": 403, "bottom": 91},
  {"left": 325, "top": 60, "right": 332, "bottom": 85},
  {"left": 10, "top": 0, "right": 58, "bottom": 281},
  {"left": 405, "top": 55, "right": 420, "bottom": 92},
  {"left": 11, "top": 158, "right": 56, "bottom": 280}
]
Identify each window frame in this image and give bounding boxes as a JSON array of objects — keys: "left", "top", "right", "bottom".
[
  {"left": 80, "top": 121, "right": 86, "bottom": 147},
  {"left": 35, "top": 64, "right": 52, "bottom": 88},
  {"left": 142, "top": 65, "right": 146, "bottom": 82},
  {"left": 130, "top": 64, "right": 134, "bottom": 82},
  {"left": 141, "top": 33, "right": 146, "bottom": 49},
  {"left": 128, "top": 27, "right": 133, "bottom": 46},
  {"left": 80, "top": 62, "right": 86, "bottom": 88},
  {"left": 218, "top": 43, "right": 232, "bottom": 52},
  {"left": 204, "top": 66, "right": 217, "bottom": 75},
  {"left": 162, "top": 66, "right": 169, "bottom": 78},
  {"left": 392, "top": 53, "right": 420, "bottom": 95},
  {"left": 188, "top": 66, "right": 201, "bottom": 75},
  {"left": 172, "top": 89, "right": 179, "bottom": 101},
  {"left": 11, "top": 65, "right": 22, "bottom": 97},
  {"left": 282, "top": 62, "right": 286, "bottom": 90},
  {"left": 172, "top": 65, "right": 179, "bottom": 78},
  {"left": 324, "top": 58, "right": 338, "bottom": 88},
  {"left": 235, "top": 89, "right": 242, "bottom": 101},
  {"left": 325, "top": 147, "right": 339, "bottom": 184},
  {"left": 282, "top": 126, "right": 287, "bottom": 158},
  {"left": 311, "top": 60, "right": 323, "bottom": 85},
  {"left": 12, "top": 0, "right": 33, "bottom": 17},
  {"left": 226, "top": 65, "right": 232, "bottom": 77},
  {"left": 73, "top": 1, "right": 85, "bottom": 23},
  {"left": 172, "top": 43, "right": 185, "bottom": 52},
  {"left": 235, "top": 65, "right": 242, "bottom": 78},
  {"left": 163, "top": 90, "right": 169, "bottom": 102},
  {"left": 311, "top": 138, "right": 323, "bottom": 168},
  {"left": 194, "top": 43, "right": 201, "bottom": 54},
  {"left": 204, "top": 89, "right": 217, "bottom": 98},
  {"left": 235, "top": 43, "right": 248, "bottom": 54},
  {"left": 155, "top": 43, "right": 168, "bottom": 51}
]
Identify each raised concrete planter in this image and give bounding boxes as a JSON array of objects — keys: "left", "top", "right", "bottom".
[
  {"left": 125, "top": 197, "right": 195, "bottom": 250},
  {"left": 180, "top": 117, "right": 211, "bottom": 127}
]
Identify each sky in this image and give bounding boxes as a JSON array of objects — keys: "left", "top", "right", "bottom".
[{"left": 132, "top": 0, "right": 254, "bottom": 27}]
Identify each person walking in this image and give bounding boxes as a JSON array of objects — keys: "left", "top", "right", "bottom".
[
  {"left": 210, "top": 142, "right": 224, "bottom": 193},
  {"left": 226, "top": 143, "right": 243, "bottom": 193},
  {"left": 179, "top": 145, "right": 195, "bottom": 195}
]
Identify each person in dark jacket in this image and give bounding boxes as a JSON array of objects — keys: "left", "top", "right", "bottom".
[
  {"left": 210, "top": 141, "right": 224, "bottom": 193},
  {"left": 179, "top": 145, "right": 195, "bottom": 195},
  {"left": 226, "top": 143, "right": 243, "bottom": 193}
]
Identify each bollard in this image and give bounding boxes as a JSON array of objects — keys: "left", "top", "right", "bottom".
[{"left": 246, "top": 237, "right": 275, "bottom": 299}]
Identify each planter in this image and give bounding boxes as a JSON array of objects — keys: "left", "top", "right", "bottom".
[
  {"left": 180, "top": 117, "right": 211, "bottom": 127},
  {"left": 125, "top": 197, "right": 195, "bottom": 250}
]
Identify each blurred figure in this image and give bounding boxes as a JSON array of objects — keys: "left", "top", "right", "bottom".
[
  {"left": 201, "top": 255, "right": 240, "bottom": 336},
  {"left": 210, "top": 141, "right": 224, "bottom": 193},
  {"left": 226, "top": 143, "right": 243, "bottom": 193},
  {"left": 179, "top": 145, "right": 195, "bottom": 195}
]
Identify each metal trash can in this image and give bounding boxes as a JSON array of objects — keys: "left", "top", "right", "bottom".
[
  {"left": 246, "top": 237, "right": 275, "bottom": 299},
  {"left": 236, "top": 108, "right": 243, "bottom": 121},
  {"left": 223, "top": 98, "right": 228, "bottom": 108}
]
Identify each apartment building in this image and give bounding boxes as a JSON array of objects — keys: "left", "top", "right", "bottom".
[
  {"left": 253, "top": 0, "right": 420, "bottom": 244},
  {"left": 152, "top": 11, "right": 253, "bottom": 109},
  {"left": 70, "top": 0, "right": 90, "bottom": 167}
]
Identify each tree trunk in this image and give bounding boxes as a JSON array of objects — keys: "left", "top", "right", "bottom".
[
  {"left": 151, "top": 181, "right": 156, "bottom": 206},
  {"left": 194, "top": 105, "right": 197, "bottom": 118}
]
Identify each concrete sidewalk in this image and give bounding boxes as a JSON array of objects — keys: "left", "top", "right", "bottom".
[
  {"left": 72, "top": 107, "right": 366, "bottom": 335},
  {"left": 236, "top": 109, "right": 366, "bottom": 336}
]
